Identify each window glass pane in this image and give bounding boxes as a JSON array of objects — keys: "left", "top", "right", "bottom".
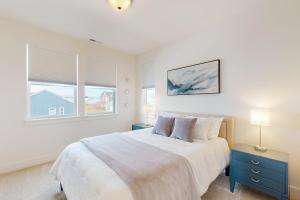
[
  {"left": 48, "top": 107, "right": 56, "bottom": 116},
  {"left": 146, "top": 88, "right": 156, "bottom": 106},
  {"left": 142, "top": 88, "right": 156, "bottom": 125},
  {"left": 30, "top": 82, "right": 76, "bottom": 119},
  {"left": 85, "top": 86, "right": 116, "bottom": 115}
]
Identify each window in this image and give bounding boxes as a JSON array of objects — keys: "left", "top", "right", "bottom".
[
  {"left": 145, "top": 88, "right": 155, "bottom": 106},
  {"left": 59, "top": 107, "right": 65, "bottom": 116},
  {"left": 26, "top": 44, "right": 78, "bottom": 120},
  {"left": 85, "top": 85, "right": 116, "bottom": 115},
  {"left": 85, "top": 56, "right": 117, "bottom": 116},
  {"left": 142, "top": 87, "right": 156, "bottom": 124},
  {"left": 48, "top": 107, "right": 56, "bottom": 116},
  {"left": 29, "top": 82, "right": 76, "bottom": 119}
]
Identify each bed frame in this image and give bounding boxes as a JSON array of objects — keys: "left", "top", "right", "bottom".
[{"left": 60, "top": 111, "right": 235, "bottom": 192}]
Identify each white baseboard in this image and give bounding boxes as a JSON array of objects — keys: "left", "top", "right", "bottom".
[
  {"left": 0, "top": 153, "right": 58, "bottom": 175},
  {"left": 290, "top": 185, "right": 300, "bottom": 200}
]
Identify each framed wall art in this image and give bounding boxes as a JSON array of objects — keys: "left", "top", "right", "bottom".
[{"left": 167, "top": 59, "right": 220, "bottom": 95}]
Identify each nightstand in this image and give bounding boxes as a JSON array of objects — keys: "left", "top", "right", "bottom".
[
  {"left": 132, "top": 123, "right": 153, "bottom": 130},
  {"left": 230, "top": 143, "right": 289, "bottom": 200}
]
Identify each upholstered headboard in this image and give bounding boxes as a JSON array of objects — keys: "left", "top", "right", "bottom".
[{"left": 160, "top": 111, "right": 235, "bottom": 149}]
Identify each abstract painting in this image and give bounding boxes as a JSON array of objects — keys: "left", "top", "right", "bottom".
[{"left": 167, "top": 59, "right": 220, "bottom": 95}]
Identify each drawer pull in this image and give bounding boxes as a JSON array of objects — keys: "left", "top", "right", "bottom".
[
  {"left": 251, "top": 160, "right": 260, "bottom": 165},
  {"left": 250, "top": 169, "right": 260, "bottom": 174},
  {"left": 251, "top": 177, "right": 260, "bottom": 183}
]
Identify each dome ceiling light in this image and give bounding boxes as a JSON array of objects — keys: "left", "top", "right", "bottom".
[{"left": 108, "top": 0, "right": 132, "bottom": 12}]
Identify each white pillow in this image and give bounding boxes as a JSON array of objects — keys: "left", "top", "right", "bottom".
[
  {"left": 192, "top": 118, "right": 211, "bottom": 141},
  {"left": 153, "top": 112, "right": 181, "bottom": 124},
  {"left": 207, "top": 117, "right": 224, "bottom": 140},
  {"left": 159, "top": 112, "right": 182, "bottom": 118}
]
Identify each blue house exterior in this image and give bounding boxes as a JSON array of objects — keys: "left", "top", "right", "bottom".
[{"left": 31, "top": 90, "right": 74, "bottom": 118}]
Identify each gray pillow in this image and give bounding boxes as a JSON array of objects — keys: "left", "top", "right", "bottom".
[
  {"left": 152, "top": 116, "right": 175, "bottom": 137},
  {"left": 170, "top": 118, "right": 197, "bottom": 142}
]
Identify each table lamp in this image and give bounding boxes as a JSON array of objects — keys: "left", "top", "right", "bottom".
[
  {"left": 250, "top": 109, "right": 270, "bottom": 152},
  {"left": 143, "top": 105, "right": 153, "bottom": 125}
]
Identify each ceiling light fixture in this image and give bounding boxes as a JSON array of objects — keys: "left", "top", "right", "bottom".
[{"left": 108, "top": 0, "right": 132, "bottom": 12}]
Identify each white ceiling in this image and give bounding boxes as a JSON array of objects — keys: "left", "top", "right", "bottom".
[{"left": 0, "top": 0, "right": 293, "bottom": 55}]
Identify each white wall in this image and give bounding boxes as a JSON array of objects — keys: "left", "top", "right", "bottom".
[
  {"left": 0, "top": 18, "right": 136, "bottom": 173},
  {"left": 136, "top": 3, "right": 300, "bottom": 198}
]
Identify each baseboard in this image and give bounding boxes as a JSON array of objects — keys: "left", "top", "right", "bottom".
[
  {"left": 0, "top": 153, "right": 58, "bottom": 175},
  {"left": 290, "top": 185, "right": 300, "bottom": 200}
]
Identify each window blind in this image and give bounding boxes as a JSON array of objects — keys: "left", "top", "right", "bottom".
[
  {"left": 141, "top": 63, "right": 155, "bottom": 89},
  {"left": 28, "top": 45, "right": 77, "bottom": 84},
  {"left": 85, "top": 56, "right": 117, "bottom": 87}
]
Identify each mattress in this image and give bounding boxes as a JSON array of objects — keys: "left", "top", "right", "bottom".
[{"left": 51, "top": 128, "right": 230, "bottom": 200}]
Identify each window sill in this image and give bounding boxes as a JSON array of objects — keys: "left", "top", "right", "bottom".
[
  {"left": 24, "top": 116, "right": 81, "bottom": 126},
  {"left": 83, "top": 113, "right": 119, "bottom": 121},
  {"left": 24, "top": 113, "right": 119, "bottom": 126}
]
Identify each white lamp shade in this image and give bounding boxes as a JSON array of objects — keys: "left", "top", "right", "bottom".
[
  {"left": 250, "top": 110, "right": 271, "bottom": 126},
  {"left": 143, "top": 105, "right": 153, "bottom": 113}
]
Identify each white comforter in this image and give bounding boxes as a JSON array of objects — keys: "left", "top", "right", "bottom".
[{"left": 51, "top": 128, "right": 230, "bottom": 200}]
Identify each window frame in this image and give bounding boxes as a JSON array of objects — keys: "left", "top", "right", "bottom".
[
  {"left": 84, "top": 85, "right": 117, "bottom": 116},
  {"left": 142, "top": 87, "right": 156, "bottom": 125},
  {"left": 145, "top": 87, "right": 156, "bottom": 106},
  {"left": 59, "top": 107, "right": 65, "bottom": 116},
  {"left": 27, "top": 81, "right": 78, "bottom": 120},
  {"left": 25, "top": 43, "right": 79, "bottom": 121},
  {"left": 48, "top": 107, "right": 57, "bottom": 116},
  {"left": 25, "top": 43, "right": 120, "bottom": 123}
]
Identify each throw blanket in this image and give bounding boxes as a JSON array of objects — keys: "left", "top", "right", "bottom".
[{"left": 81, "top": 133, "right": 198, "bottom": 200}]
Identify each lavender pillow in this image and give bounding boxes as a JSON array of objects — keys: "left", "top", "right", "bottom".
[
  {"left": 170, "top": 117, "right": 197, "bottom": 142},
  {"left": 152, "top": 116, "right": 175, "bottom": 137}
]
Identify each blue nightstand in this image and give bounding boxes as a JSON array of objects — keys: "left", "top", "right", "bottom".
[
  {"left": 230, "top": 143, "right": 289, "bottom": 200},
  {"left": 132, "top": 123, "right": 153, "bottom": 130}
]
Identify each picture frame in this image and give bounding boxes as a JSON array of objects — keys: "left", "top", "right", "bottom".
[{"left": 167, "top": 59, "right": 220, "bottom": 96}]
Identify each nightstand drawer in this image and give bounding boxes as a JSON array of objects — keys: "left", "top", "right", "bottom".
[
  {"left": 235, "top": 170, "right": 285, "bottom": 193},
  {"left": 232, "top": 150, "right": 286, "bottom": 173},
  {"left": 230, "top": 144, "right": 289, "bottom": 200},
  {"left": 232, "top": 160, "right": 285, "bottom": 183}
]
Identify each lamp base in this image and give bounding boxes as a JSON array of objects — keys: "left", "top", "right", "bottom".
[{"left": 254, "top": 145, "right": 268, "bottom": 152}]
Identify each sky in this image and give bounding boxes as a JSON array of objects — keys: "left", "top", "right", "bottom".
[
  {"left": 31, "top": 83, "right": 115, "bottom": 102},
  {"left": 31, "top": 83, "right": 75, "bottom": 97}
]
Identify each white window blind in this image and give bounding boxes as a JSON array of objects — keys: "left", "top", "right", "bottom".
[
  {"left": 28, "top": 45, "right": 77, "bottom": 84},
  {"left": 141, "top": 63, "right": 155, "bottom": 89},
  {"left": 85, "top": 56, "right": 117, "bottom": 87}
]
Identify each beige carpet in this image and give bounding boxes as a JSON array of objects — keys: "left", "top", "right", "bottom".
[{"left": 0, "top": 162, "right": 277, "bottom": 200}]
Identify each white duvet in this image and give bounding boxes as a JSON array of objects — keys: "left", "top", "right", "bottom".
[{"left": 51, "top": 128, "right": 230, "bottom": 200}]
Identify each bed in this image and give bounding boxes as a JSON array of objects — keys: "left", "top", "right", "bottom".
[{"left": 51, "top": 112, "right": 235, "bottom": 200}]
